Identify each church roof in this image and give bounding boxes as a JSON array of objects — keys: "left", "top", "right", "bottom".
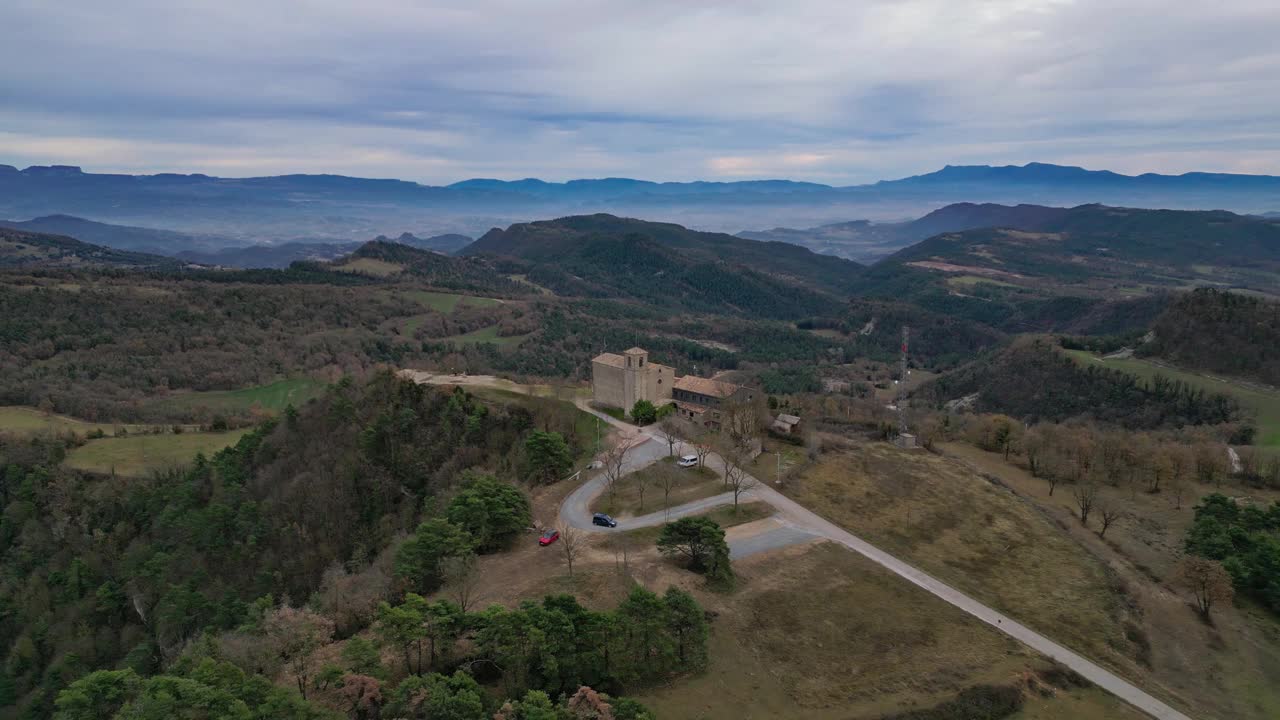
[
  {"left": 592, "top": 352, "right": 627, "bottom": 369},
  {"left": 624, "top": 346, "right": 647, "bottom": 355}
]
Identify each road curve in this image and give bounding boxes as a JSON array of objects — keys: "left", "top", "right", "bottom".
[{"left": 406, "top": 371, "right": 1192, "bottom": 720}]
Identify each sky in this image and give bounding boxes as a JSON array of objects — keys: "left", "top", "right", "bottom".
[{"left": 2, "top": 0, "right": 1278, "bottom": 184}]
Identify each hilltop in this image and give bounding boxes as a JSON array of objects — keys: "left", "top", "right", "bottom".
[
  {"left": 861, "top": 204, "right": 1280, "bottom": 299},
  {"left": 737, "top": 202, "right": 1073, "bottom": 262},
  {"left": 1140, "top": 288, "right": 1280, "bottom": 386},
  {"left": 0, "top": 227, "right": 183, "bottom": 269},
  {"left": 462, "top": 214, "right": 860, "bottom": 318}
]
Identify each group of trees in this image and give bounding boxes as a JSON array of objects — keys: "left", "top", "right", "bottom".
[
  {"left": 657, "top": 517, "right": 733, "bottom": 586},
  {"left": 394, "top": 473, "right": 531, "bottom": 596},
  {"left": 1142, "top": 288, "right": 1280, "bottom": 386},
  {"left": 923, "top": 339, "right": 1245, "bottom": 432},
  {"left": 0, "top": 374, "right": 588, "bottom": 718},
  {"left": 950, "top": 413, "right": 1237, "bottom": 506},
  {"left": 317, "top": 587, "right": 703, "bottom": 718},
  {"left": 1184, "top": 493, "right": 1280, "bottom": 614}
]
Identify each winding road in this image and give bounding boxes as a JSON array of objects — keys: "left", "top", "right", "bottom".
[{"left": 406, "top": 371, "right": 1194, "bottom": 720}]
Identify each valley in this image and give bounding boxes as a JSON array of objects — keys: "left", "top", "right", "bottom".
[{"left": 3, "top": 196, "right": 1280, "bottom": 720}]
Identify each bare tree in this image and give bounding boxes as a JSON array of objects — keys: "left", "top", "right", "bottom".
[
  {"left": 1097, "top": 502, "right": 1125, "bottom": 538},
  {"left": 658, "top": 417, "right": 681, "bottom": 457},
  {"left": 1175, "top": 556, "right": 1234, "bottom": 619},
  {"left": 720, "top": 397, "right": 764, "bottom": 450},
  {"left": 560, "top": 526, "right": 583, "bottom": 577},
  {"left": 693, "top": 442, "right": 711, "bottom": 469},
  {"left": 655, "top": 464, "right": 679, "bottom": 520},
  {"left": 601, "top": 438, "right": 633, "bottom": 506},
  {"left": 1073, "top": 483, "right": 1098, "bottom": 526},
  {"left": 721, "top": 442, "right": 758, "bottom": 510},
  {"left": 441, "top": 554, "right": 483, "bottom": 613},
  {"left": 261, "top": 605, "right": 335, "bottom": 699},
  {"left": 635, "top": 467, "right": 651, "bottom": 513}
]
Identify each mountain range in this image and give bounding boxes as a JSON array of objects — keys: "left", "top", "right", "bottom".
[
  {"left": 736, "top": 202, "right": 1079, "bottom": 262},
  {"left": 3, "top": 161, "right": 1279, "bottom": 242}
]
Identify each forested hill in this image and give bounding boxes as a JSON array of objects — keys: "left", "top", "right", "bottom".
[
  {"left": 462, "top": 216, "right": 848, "bottom": 319},
  {"left": 336, "top": 240, "right": 527, "bottom": 295},
  {"left": 0, "top": 373, "right": 602, "bottom": 717},
  {"left": 1141, "top": 288, "right": 1280, "bottom": 386},
  {"left": 462, "top": 213, "right": 863, "bottom": 295},
  {"left": 0, "top": 227, "right": 182, "bottom": 269},
  {"left": 877, "top": 204, "right": 1280, "bottom": 283},
  {"left": 920, "top": 337, "right": 1245, "bottom": 432}
]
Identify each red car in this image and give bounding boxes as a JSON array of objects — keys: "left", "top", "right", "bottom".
[{"left": 539, "top": 529, "right": 560, "bottom": 546}]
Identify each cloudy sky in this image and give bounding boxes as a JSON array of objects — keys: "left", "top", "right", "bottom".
[{"left": 2, "top": 0, "right": 1278, "bottom": 184}]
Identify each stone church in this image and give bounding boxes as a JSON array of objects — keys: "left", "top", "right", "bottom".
[
  {"left": 591, "top": 347, "right": 759, "bottom": 428},
  {"left": 590, "top": 347, "right": 673, "bottom": 411}
]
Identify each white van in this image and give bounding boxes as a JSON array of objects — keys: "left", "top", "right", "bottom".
[{"left": 677, "top": 454, "right": 698, "bottom": 468}]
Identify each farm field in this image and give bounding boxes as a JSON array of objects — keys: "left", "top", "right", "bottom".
[
  {"left": 1063, "top": 349, "right": 1280, "bottom": 446},
  {"left": 399, "top": 289, "right": 501, "bottom": 312},
  {"left": 144, "top": 378, "right": 324, "bottom": 417},
  {"left": 334, "top": 257, "right": 403, "bottom": 276},
  {"left": 442, "top": 325, "right": 531, "bottom": 347},
  {"left": 0, "top": 406, "right": 150, "bottom": 437},
  {"left": 64, "top": 428, "right": 252, "bottom": 477}
]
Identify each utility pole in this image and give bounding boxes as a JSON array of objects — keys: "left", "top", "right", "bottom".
[{"left": 776, "top": 450, "right": 782, "bottom": 485}]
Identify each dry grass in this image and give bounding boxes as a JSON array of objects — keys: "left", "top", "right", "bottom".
[
  {"left": 783, "top": 442, "right": 1146, "bottom": 679},
  {"left": 637, "top": 543, "right": 1143, "bottom": 719},
  {"left": 940, "top": 441, "right": 1280, "bottom": 720}
]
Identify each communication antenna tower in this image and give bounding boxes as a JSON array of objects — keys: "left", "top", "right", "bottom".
[{"left": 898, "top": 326, "right": 910, "bottom": 436}]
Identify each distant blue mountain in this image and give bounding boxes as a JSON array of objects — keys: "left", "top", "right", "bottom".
[{"left": 2, "top": 162, "right": 1277, "bottom": 241}]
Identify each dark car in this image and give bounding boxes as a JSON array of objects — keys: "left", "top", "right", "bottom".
[
  {"left": 592, "top": 513, "right": 618, "bottom": 528},
  {"left": 538, "top": 529, "right": 560, "bottom": 546}
]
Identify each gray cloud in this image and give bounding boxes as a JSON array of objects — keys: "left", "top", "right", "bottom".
[{"left": 1, "top": 0, "right": 1278, "bottom": 182}]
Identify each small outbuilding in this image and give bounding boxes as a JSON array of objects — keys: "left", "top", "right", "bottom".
[{"left": 771, "top": 413, "right": 802, "bottom": 435}]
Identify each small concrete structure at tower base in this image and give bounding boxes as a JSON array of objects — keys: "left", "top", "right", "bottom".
[{"left": 893, "top": 433, "right": 918, "bottom": 449}]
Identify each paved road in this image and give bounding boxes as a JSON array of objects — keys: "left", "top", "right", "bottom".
[{"left": 407, "top": 370, "right": 1192, "bottom": 720}]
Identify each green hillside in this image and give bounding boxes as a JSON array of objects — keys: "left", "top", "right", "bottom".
[{"left": 1140, "top": 288, "right": 1280, "bottom": 386}]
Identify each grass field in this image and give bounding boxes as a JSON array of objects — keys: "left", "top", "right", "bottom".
[
  {"left": 334, "top": 257, "right": 403, "bottom": 276},
  {"left": 64, "top": 428, "right": 251, "bottom": 476},
  {"left": 1063, "top": 349, "right": 1280, "bottom": 446},
  {"left": 591, "top": 460, "right": 724, "bottom": 517},
  {"left": 147, "top": 378, "right": 324, "bottom": 417},
  {"left": 785, "top": 443, "right": 1147, "bottom": 681},
  {"left": 400, "top": 289, "right": 501, "bottom": 313},
  {"left": 441, "top": 325, "right": 530, "bottom": 347},
  {"left": 637, "top": 543, "right": 1144, "bottom": 719},
  {"left": 0, "top": 406, "right": 150, "bottom": 437}
]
